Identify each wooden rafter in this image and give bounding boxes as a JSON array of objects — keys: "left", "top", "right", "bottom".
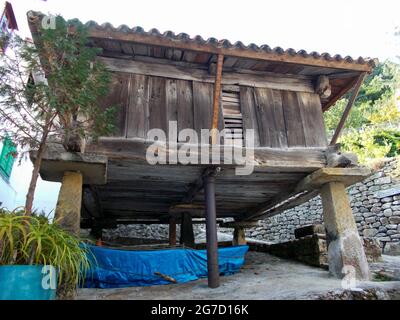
[{"left": 87, "top": 29, "right": 374, "bottom": 72}]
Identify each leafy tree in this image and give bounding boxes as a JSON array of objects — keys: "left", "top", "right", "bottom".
[
  {"left": 0, "top": 15, "right": 115, "bottom": 214},
  {"left": 324, "top": 61, "right": 400, "bottom": 132}
]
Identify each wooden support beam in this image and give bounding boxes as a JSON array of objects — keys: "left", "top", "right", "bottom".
[
  {"left": 243, "top": 167, "right": 371, "bottom": 221},
  {"left": 99, "top": 56, "right": 316, "bottom": 93},
  {"left": 322, "top": 77, "right": 359, "bottom": 112},
  {"left": 219, "top": 221, "right": 258, "bottom": 228},
  {"left": 233, "top": 227, "right": 247, "bottom": 246},
  {"left": 181, "top": 167, "right": 221, "bottom": 203},
  {"left": 180, "top": 213, "right": 195, "bottom": 247},
  {"left": 211, "top": 54, "right": 224, "bottom": 144},
  {"left": 330, "top": 72, "right": 367, "bottom": 145},
  {"left": 169, "top": 217, "right": 177, "bottom": 246}
]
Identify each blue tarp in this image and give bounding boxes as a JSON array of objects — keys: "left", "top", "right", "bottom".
[{"left": 83, "top": 245, "right": 249, "bottom": 288}]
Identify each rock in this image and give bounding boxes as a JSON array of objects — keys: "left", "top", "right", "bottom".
[
  {"left": 363, "top": 228, "right": 378, "bottom": 237},
  {"left": 362, "top": 238, "right": 382, "bottom": 262},
  {"left": 389, "top": 216, "right": 400, "bottom": 224},
  {"left": 383, "top": 209, "right": 393, "bottom": 217},
  {"left": 387, "top": 224, "right": 398, "bottom": 230},
  {"left": 375, "top": 176, "right": 391, "bottom": 185},
  {"left": 365, "top": 217, "right": 376, "bottom": 224},
  {"left": 380, "top": 217, "right": 389, "bottom": 225},
  {"left": 383, "top": 242, "right": 400, "bottom": 255}
]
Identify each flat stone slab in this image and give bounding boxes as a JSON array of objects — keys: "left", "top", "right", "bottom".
[
  {"left": 298, "top": 167, "right": 372, "bottom": 191},
  {"left": 376, "top": 185, "right": 400, "bottom": 199},
  {"left": 31, "top": 147, "right": 108, "bottom": 184}
]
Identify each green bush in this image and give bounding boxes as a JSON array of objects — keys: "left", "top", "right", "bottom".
[{"left": 0, "top": 208, "right": 93, "bottom": 292}]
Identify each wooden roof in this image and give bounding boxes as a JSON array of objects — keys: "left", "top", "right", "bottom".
[{"left": 27, "top": 11, "right": 377, "bottom": 111}]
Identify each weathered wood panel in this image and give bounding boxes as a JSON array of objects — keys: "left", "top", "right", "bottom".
[
  {"left": 240, "top": 87, "right": 260, "bottom": 147},
  {"left": 99, "top": 57, "right": 315, "bottom": 93},
  {"left": 176, "top": 80, "right": 194, "bottom": 133},
  {"left": 148, "top": 76, "right": 167, "bottom": 135},
  {"left": 99, "top": 72, "right": 130, "bottom": 137},
  {"left": 254, "top": 88, "right": 288, "bottom": 148},
  {"left": 193, "top": 81, "right": 214, "bottom": 138},
  {"left": 297, "top": 92, "right": 327, "bottom": 147},
  {"left": 126, "top": 74, "right": 149, "bottom": 139},
  {"left": 281, "top": 90, "right": 306, "bottom": 147}
]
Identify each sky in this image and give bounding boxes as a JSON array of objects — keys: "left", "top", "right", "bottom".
[{"left": 10, "top": 0, "right": 400, "bottom": 62}]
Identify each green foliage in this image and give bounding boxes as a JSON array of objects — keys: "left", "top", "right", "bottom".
[
  {"left": 324, "top": 60, "right": 400, "bottom": 164},
  {"left": 0, "top": 208, "right": 93, "bottom": 291},
  {"left": 340, "top": 127, "right": 392, "bottom": 164},
  {"left": 324, "top": 61, "right": 400, "bottom": 132},
  {"left": 0, "top": 14, "right": 115, "bottom": 152}
]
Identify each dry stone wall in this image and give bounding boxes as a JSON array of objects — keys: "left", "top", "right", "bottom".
[{"left": 246, "top": 158, "right": 400, "bottom": 253}]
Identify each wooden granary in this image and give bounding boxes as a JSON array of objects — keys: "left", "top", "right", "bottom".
[{"left": 28, "top": 11, "right": 376, "bottom": 287}]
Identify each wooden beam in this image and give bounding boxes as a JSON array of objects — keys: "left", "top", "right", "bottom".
[
  {"left": 243, "top": 167, "right": 371, "bottom": 221},
  {"left": 98, "top": 56, "right": 316, "bottom": 93},
  {"left": 330, "top": 73, "right": 367, "bottom": 145},
  {"left": 181, "top": 167, "right": 221, "bottom": 203},
  {"left": 211, "top": 54, "right": 224, "bottom": 144},
  {"left": 88, "top": 29, "right": 374, "bottom": 72},
  {"left": 219, "top": 221, "right": 258, "bottom": 228},
  {"left": 85, "top": 139, "right": 328, "bottom": 171},
  {"left": 322, "top": 77, "right": 359, "bottom": 112}
]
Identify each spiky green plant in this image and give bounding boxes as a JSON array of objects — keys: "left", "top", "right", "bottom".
[{"left": 0, "top": 208, "right": 93, "bottom": 292}]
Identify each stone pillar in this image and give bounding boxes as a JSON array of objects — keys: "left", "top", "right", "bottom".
[
  {"left": 54, "top": 171, "right": 83, "bottom": 236},
  {"left": 320, "top": 181, "right": 370, "bottom": 280},
  {"left": 180, "top": 213, "right": 195, "bottom": 247},
  {"left": 233, "top": 227, "right": 246, "bottom": 246},
  {"left": 169, "top": 217, "right": 177, "bottom": 246}
]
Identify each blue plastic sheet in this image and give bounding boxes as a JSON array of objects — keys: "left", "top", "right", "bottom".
[{"left": 83, "top": 245, "right": 248, "bottom": 288}]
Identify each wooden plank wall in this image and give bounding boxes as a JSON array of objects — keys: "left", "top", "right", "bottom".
[{"left": 99, "top": 71, "right": 327, "bottom": 148}]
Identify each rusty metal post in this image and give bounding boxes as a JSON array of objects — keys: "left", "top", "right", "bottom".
[
  {"left": 204, "top": 174, "right": 220, "bottom": 288},
  {"left": 211, "top": 54, "right": 224, "bottom": 145}
]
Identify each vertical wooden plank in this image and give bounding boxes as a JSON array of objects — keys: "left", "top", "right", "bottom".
[
  {"left": 166, "top": 78, "right": 178, "bottom": 133},
  {"left": 99, "top": 72, "right": 130, "bottom": 137},
  {"left": 176, "top": 80, "right": 194, "bottom": 132},
  {"left": 193, "top": 81, "right": 213, "bottom": 135},
  {"left": 297, "top": 92, "right": 328, "bottom": 147},
  {"left": 126, "top": 74, "right": 149, "bottom": 139},
  {"left": 254, "top": 87, "right": 272, "bottom": 147},
  {"left": 270, "top": 89, "right": 288, "bottom": 148},
  {"left": 240, "top": 86, "right": 260, "bottom": 147},
  {"left": 281, "top": 90, "right": 306, "bottom": 147},
  {"left": 148, "top": 76, "right": 167, "bottom": 135}
]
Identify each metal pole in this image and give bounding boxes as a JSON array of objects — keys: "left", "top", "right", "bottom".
[{"left": 204, "top": 174, "right": 220, "bottom": 288}]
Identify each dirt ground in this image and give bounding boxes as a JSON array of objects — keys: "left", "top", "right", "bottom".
[{"left": 77, "top": 251, "right": 400, "bottom": 300}]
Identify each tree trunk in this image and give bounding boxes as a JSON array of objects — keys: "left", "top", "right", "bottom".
[{"left": 25, "top": 131, "right": 49, "bottom": 215}]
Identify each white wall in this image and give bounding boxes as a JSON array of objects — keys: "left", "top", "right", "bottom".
[{"left": 0, "top": 140, "right": 60, "bottom": 215}]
